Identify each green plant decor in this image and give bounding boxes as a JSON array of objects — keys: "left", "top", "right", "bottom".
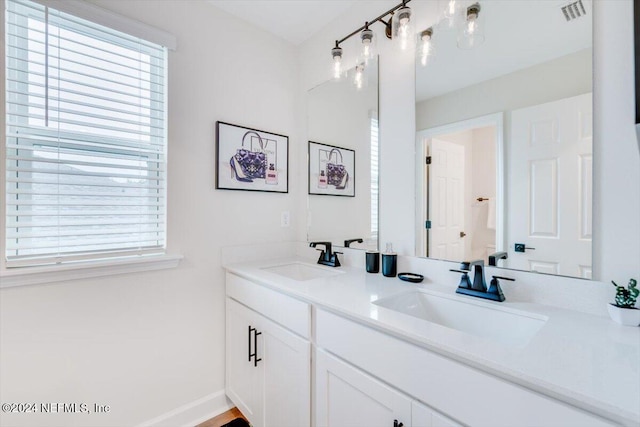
[{"left": 612, "top": 278, "right": 639, "bottom": 308}]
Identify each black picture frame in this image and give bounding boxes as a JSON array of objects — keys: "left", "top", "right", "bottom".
[
  {"left": 308, "top": 141, "right": 355, "bottom": 197},
  {"left": 216, "top": 121, "right": 289, "bottom": 193}
]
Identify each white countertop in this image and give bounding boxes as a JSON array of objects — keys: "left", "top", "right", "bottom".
[{"left": 224, "top": 259, "right": 640, "bottom": 426}]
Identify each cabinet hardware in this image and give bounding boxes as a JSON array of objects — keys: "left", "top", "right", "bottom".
[
  {"left": 248, "top": 325, "right": 262, "bottom": 366},
  {"left": 393, "top": 420, "right": 403, "bottom": 427},
  {"left": 248, "top": 326, "right": 256, "bottom": 362},
  {"left": 253, "top": 329, "right": 262, "bottom": 367}
]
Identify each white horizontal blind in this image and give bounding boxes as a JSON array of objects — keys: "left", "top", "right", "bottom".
[
  {"left": 5, "top": 0, "right": 167, "bottom": 267},
  {"left": 370, "top": 113, "right": 379, "bottom": 240}
]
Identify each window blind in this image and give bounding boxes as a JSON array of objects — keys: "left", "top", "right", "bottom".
[
  {"left": 5, "top": 0, "right": 167, "bottom": 267},
  {"left": 370, "top": 114, "right": 379, "bottom": 239}
]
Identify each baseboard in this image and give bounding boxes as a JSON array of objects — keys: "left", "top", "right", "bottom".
[{"left": 137, "top": 390, "right": 233, "bottom": 427}]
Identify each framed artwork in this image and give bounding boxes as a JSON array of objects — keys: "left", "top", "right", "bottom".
[
  {"left": 216, "top": 121, "right": 288, "bottom": 193},
  {"left": 308, "top": 141, "right": 355, "bottom": 197}
]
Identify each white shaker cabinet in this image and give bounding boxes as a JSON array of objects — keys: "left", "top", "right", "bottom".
[
  {"left": 315, "top": 309, "right": 617, "bottom": 427},
  {"left": 316, "top": 348, "right": 412, "bottom": 427},
  {"left": 226, "top": 298, "right": 263, "bottom": 423},
  {"left": 316, "top": 348, "right": 461, "bottom": 427},
  {"left": 225, "top": 273, "right": 311, "bottom": 427}
]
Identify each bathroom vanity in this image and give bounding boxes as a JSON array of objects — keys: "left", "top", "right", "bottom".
[{"left": 224, "top": 259, "right": 639, "bottom": 427}]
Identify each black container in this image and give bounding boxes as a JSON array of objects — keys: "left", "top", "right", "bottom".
[
  {"left": 381, "top": 253, "right": 397, "bottom": 277},
  {"left": 366, "top": 251, "right": 380, "bottom": 273}
]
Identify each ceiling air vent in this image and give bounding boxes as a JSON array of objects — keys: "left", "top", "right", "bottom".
[{"left": 561, "top": 0, "right": 587, "bottom": 21}]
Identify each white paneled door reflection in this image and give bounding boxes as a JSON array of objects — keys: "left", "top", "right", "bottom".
[
  {"left": 509, "top": 93, "right": 593, "bottom": 278},
  {"left": 428, "top": 138, "right": 466, "bottom": 262}
]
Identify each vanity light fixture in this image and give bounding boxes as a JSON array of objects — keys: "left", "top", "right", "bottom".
[
  {"left": 458, "top": 3, "right": 485, "bottom": 49},
  {"left": 393, "top": 3, "right": 414, "bottom": 51},
  {"left": 331, "top": 42, "right": 344, "bottom": 80},
  {"left": 329, "top": 0, "right": 413, "bottom": 80},
  {"left": 417, "top": 27, "right": 434, "bottom": 67},
  {"left": 359, "top": 24, "right": 377, "bottom": 65}
]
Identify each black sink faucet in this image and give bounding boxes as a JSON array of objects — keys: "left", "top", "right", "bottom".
[
  {"left": 309, "top": 241, "right": 342, "bottom": 267},
  {"left": 449, "top": 260, "right": 514, "bottom": 302},
  {"left": 460, "top": 259, "right": 486, "bottom": 291},
  {"left": 344, "top": 238, "right": 363, "bottom": 248},
  {"left": 488, "top": 251, "right": 508, "bottom": 266}
]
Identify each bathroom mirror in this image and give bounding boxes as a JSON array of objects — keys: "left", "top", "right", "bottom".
[
  {"left": 415, "top": 0, "right": 593, "bottom": 278},
  {"left": 307, "top": 59, "right": 379, "bottom": 251}
]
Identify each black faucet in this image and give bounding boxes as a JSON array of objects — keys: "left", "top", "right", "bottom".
[
  {"left": 309, "top": 241, "right": 342, "bottom": 267},
  {"left": 344, "top": 238, "right": 363, "bottom": 248},
  {"left": 461, "top": 259, "right": 486, "bottom": 291},
  {"left": 449, "top": 260, "right": 514, "bottom": 302},
  {"left": 488, "top": 251, "right": 508, "bottom": 266}
]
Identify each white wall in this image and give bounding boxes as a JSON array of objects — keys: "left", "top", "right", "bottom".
[
  {"left": 593, "top": 0, "right": 640, "bottom": 282},
  {"left": 299, "top": 1, "right": 639, "bottom": 279},
  {"left": 416, "top": 49, "right": 592, "bottom": 131},
  {"left": 0, "top": 1, "right": 300, "bottom": 426}
]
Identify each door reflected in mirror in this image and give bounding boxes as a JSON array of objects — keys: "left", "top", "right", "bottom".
[
  {"left": 417, "top": 114, "right": 503, "bottom": 266},
  {"left": 307, "top": 59, "right": 379, "bottom": 251},
  {"left": 415, "top": 0, "right": 592, "bottom": 279}
]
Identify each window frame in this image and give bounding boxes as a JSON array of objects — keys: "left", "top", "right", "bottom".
[{"left": 0, "top": 0, "right": 179, "bottom": 280}]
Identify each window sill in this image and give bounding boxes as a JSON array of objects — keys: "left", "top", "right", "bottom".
[{"left": 0, "top": 254, "right": 183, "bottom": 289}]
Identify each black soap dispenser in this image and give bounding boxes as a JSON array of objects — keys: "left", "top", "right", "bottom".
[{"left": 381, "top": 243, "right": 397, "bottom": 277}]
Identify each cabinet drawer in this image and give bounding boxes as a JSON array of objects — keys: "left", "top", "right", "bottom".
[
  {"left": 316, "top": 309, "right": 617, "bottom": 427},
  {"left": 226, "top": 273, "right": 310, "bottom": 338}
]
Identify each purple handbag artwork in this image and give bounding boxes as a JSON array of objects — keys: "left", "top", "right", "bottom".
[
  {"left": 230, "top": 131, "right": 267, "bottom": 182},
  {"left": 326, "top": 148, "right": 349, "bottom": 190}
]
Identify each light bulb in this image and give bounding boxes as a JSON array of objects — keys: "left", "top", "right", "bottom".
[
  {"left": 393, "top": 5, "right": 414, "bottom": 51},
  {"left": 458, "top": 3, "right": 484, "bottom": 50},
  {"left": 417, "top": 28, "right": 434, "bottom": 67},
  {"left": 353, "top": 63, "right": 365, "bottom": 90},
  {"left": 359, "top": 27, "right": 376, "bottom": 64},
  {"left": 331, "top": 44, "right": 343, "bottom": 80},
  {"left": 333, "top": 57, "right": 342, "bottom": 79},
  {"left": 466, "top": 17, "right": 477, "bottom": 34}
]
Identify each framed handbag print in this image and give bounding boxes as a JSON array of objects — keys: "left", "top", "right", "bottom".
[
  {"left": 216, "top": 121, "right": 289, "bottom": 193},
  {"left": 308, "top": 141, "right": 355, "bottom": 197}
]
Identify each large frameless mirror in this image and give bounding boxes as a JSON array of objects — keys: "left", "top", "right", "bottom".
[
  {"left": 415, "top": 0, "right": 593, "bottom": 279},
  {"left": 307, "top": 59, "right": 379, "bottom": 251}
]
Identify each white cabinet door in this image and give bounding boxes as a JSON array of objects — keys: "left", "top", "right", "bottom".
[
  {"left": 315, "top": 349, "right": 411, "bottom": 427},
  {"left": 227, "top": 297, "right": 311, "bottom": 427},
  {"left": 412, "top": 400, "right": 461, "bottom": 427},
  {"left": 226, "top": 298, "right": 263, "bottom": 425},
  {"left": 262, "top": 314, "right": 310, "bottom": 427}
]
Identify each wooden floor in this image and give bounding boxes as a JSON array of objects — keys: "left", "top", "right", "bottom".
[{"left": 196, "top": 407, "right": 248, "bottom": 427}]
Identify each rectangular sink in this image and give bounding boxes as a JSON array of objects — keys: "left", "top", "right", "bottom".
[
  {"left": 373, "top": 291, "right": 547, "bottom": 347},
  {"left": 261, "top": 262, "right": 343, "bottom": 281}
]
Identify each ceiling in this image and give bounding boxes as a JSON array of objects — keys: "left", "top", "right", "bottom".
[
  {"left": 416, "top": 0, "right": 593, "bottom": 102},
  {"left": 206, "top": 1, "right": 592, "bottom": 102},
  {"left": 207, "top": 0, "right": 357, "bottom": 45}
]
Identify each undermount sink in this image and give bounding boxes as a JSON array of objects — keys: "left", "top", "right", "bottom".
[
  {"left": 261, "top": 262, "right": 343, "bottom": 281},
  {"left": 373, "top": 291, "right": 547, "bottom": 347}
]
